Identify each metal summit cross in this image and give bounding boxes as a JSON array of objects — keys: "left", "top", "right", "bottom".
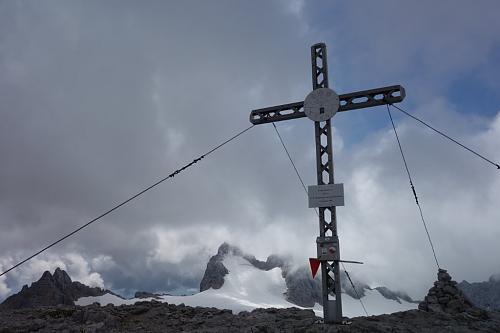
[{"left": 249, "top": 43, "right": 406, "bottom": 324}]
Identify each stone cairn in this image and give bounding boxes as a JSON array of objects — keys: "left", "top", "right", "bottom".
[{"left": 419, "top": 268, "right": 475, "bottom": 314}]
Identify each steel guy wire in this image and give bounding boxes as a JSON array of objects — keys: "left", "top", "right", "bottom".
[
  {"left": 390, "top": 104, "right": 499, "bottom": 170},
  {"left": 272, "top": 123, "right": 369, "bottom": 317},
  {"left": 386, "top": 105, "right": 440, "bottom": 269},
  {"left": 341, "top": 262, "right": 369, "bottom": 316},
  {"left": 272, "top": 123, "right": 309, "bottom": 195},
  {"left": 0, "top": 124, "right": 255, "bottom": 278}
]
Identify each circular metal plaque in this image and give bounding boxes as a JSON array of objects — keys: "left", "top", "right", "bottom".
[{"left": 304, "top": 88, "right": 339, "bottom": 122}]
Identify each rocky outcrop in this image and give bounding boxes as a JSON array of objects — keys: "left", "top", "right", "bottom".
[
  {"left": 244, "top": 253, "right": 285, "bottom": 271},
  {"left": 458, "top": 275, "right": 500, "bottom": 311},
  {"left": 0, "top": 268, "right": 107, "bottom": 309},
  {"left": 199, "top": 243, "right": 286, "bottom": 292},
  {"left": 341, "top": 271, "right": 369, "bottom": 300},
  {"left": 134, "top": 291, "right": 162, "bottom": 299},
  {"left": 0, "top": 301, "right": 499, "bottom": 332},
  {"left": 284, "top": 268, "right": 372, "bottom": 306},
  {"left": 283, "top": 267, "right": 416, "bottom": 307},
  {"left": 199, "top": 243, "right": 232, "bottom": 292},
  {"left": 283, "top": 266, "right": 322, "bottom": 307},
  {"left": 374, "top": 286, "right": 417, "bottom": 304},
  {"left": 419, "top": 268, "right": 484, "bottom": 316}
]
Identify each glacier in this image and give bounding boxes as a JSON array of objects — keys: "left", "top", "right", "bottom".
[{"left": 76, "top": 254, "right": 417, "bottom": 318}]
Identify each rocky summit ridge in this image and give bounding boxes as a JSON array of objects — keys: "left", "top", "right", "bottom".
[
  {"left": 200, "top": 242, "right": 416, "bottom": 308},
  {"left": 0, "top": 268, "right": 110, "bottom": 309},
  {"left": 458, "top": 274, "right": 500, "bottom": 311}
]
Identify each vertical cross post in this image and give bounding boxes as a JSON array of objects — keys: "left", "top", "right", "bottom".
[
  {"left": 249, "top": 43, "right": 405, "bottom": 325},
  {"left": 311, "top": 43, "right": 342, "bottom": 323}
]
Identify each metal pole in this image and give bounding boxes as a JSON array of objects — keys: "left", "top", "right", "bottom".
[{"left": 311, "top": 43, "right": 342, "bottom": 323}]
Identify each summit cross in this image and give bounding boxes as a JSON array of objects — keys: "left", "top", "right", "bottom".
[{"left": 249, "top": 43, "right": 406, "bottom": 324}]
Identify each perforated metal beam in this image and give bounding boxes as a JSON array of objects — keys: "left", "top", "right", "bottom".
[
  {"left": 310, "top": 43, "right": 342, "bottom": 324},
  {"left": 249, "top": 101, "right": 304, "bottom": 125},
  {"left": 249, "top": 85, "right": 405, "bottom": 125}
]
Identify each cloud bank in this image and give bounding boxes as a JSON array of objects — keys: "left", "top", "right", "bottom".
[{"left": 0, "top": 1, "right": 499, "bottom": 301}]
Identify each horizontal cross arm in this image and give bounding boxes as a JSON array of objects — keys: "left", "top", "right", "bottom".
[
  {"left": 250, "top": 101, "right": 305, "bottom": 125},
  {"left": 249, "top": 85, "right": 405, "bottom": 125},
  {"left": 338, "top": 85, "right": 405, "bottom": 112}
]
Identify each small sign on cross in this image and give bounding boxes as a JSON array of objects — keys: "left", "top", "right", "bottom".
[{"left": 308, "top": 184, "right": 344, "bottom": 208}]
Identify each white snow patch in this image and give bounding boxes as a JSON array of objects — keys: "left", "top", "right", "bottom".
[
  {"left": 76, "top": 254, "right": 417, "bottom": 317},
  {"left": 76, "top": 293, "right": 155, "bottom": 306},
  {"left": 339, "top": 289, "right": 417, "bottom": 318}
]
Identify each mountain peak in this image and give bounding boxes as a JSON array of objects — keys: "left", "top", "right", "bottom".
[
  {"left": 40, "top": 270, "right": 53, "bottom": 280},
  {"left": 217, "top": 242, "right": 242, "bottom": 256},
  {"left": 0, "top": 268, "right": 107, "bottom": 309},
  {"left": 53, "top": 267, "right": 72, "bottom": 288},
  {"left": 201, "top": 243, "right": 286, "bottom": 293}
]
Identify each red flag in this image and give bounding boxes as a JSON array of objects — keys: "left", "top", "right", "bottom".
[{"left": 309, "top": 258, "right": 320, "bottom": 279}]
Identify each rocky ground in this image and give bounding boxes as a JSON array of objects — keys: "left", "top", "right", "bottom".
[
  {"left": 2, "top": 257, "right": 499, "bottom": 332},
  {"left": 0, "top": 301, "right": 500, "bottom": 333},
  {"left": 2, "top": 267, "right": 499, "bottom": 332}
]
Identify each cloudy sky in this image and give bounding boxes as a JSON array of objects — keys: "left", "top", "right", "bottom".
[{"left": 1, "top": 1, "right": 499, "bottom": 301}]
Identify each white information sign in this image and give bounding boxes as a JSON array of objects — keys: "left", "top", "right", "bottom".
[{"left": 308, "top": 183, "right": 344, "bottom": 208}]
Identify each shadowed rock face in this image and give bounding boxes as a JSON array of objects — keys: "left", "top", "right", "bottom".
[
  {"left": 134, "top": 291, "right": 162, "bottom": 299},
  {"left": 458, "top": 275, "right": 500, "bottom": 311},
  {"left": 374, "top": 286, "right": 417, "bottom": 304},
  {"left": 283, "top": 266, "right": 322, "bottom": 307},
  {"left": 199, "top": 243, "right": 232, "bottom": 292},
  {"left": 283, "top": 269, "right": 416, "bottom": 307},
  {"left": 0, "top": 268, "right": 107, "bottom": 309}
]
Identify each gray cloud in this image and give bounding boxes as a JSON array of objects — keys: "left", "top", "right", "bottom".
[{"left": 0, "top": 1, "right": 499, "bottom": 302}]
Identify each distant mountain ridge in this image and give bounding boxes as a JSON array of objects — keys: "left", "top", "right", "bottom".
[
  {"left": 0, "top": 268, "right": 112, "bottom": 309},
  {"left": 200, "top": 242, "right": 417, "bottom": 307},
  {"left": 0, "top": 256, "right": 498, "bottom": 331},
  {"left": 0, "top": 243, "right": 418, "bottom": 311},
  {"left": 458, "top": 275, "right": 500, "bottom": 310},
  {"left": 5, "top": 243, "right": 498, "bottom": 314}
]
